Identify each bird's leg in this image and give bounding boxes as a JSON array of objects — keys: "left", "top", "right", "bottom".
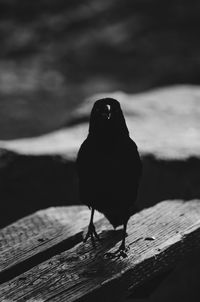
[
  {"left": 83, "top": 208, "right": 100, "bottom": 245},
  {"left": 116, "top": 222, "right": 129, "bottom": 257},
  {"left": 104, "top": 222, "right": 129, "bottom": 259}
]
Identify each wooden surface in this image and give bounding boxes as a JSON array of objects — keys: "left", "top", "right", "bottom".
[
  {"left": 0, "top": 206, "right": 103, "bottom": 277},
  {"left": 0, "top": 200, "right": 200, "bottom": 301}
]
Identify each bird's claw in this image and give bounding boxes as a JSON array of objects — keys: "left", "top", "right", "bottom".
[
  {"left": 83, "top": 223, "right": 100, "bottom": 247},
  {"left": 105, "top": 244, "right": 130, "bottom": 259},
  {"left": 116, "top": 246, "right": 129, "bottom": 258}
]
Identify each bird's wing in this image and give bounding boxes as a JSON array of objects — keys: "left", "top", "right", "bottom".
[
  {"left": 76, "top": 139, "right": 98, "bottom": 205},
  {"left": 77, "top": 137, "right": 142, "bottom": 208}
]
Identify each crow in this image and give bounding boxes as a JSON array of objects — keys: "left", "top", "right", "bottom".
[{"left": 76, "top": 98, "right": 142, "bottom": 256}]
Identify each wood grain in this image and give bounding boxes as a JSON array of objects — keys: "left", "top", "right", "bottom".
[
  {"left": 0, "top": 200, "right": 200, "bottom": 301},
  {"left": 0, "top": 206, "right": 103, "bottom": 276}
]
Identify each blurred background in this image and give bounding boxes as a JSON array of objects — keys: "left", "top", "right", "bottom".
[
  {"left": 0, "top": 0, "right": 200, "bottom": 221},
  {"left": 0, "top": 1, "right": 200, "bottom": 299}
]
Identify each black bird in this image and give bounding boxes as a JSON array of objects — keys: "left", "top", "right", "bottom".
[{"left": 76, "top": 98, "right": 142, "bottom": 255}]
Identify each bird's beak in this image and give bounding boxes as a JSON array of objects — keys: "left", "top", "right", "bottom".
[{"left": 101, "top": 104, "right": 111, "bottom": 120}]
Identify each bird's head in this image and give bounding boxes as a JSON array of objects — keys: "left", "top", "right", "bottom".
[{"left": 88, "top": 98, "right": 129, "bottom": 138}]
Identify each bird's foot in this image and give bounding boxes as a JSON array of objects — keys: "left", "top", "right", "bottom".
[
  {"left": 83, "top": 223, "right": 100, "bottom": 247},
  {"left": 115, "top": 243, "right": 130, "bottom": 258},
  {"left": 105, "top": 243, "right": 130, "bottom": 259}
]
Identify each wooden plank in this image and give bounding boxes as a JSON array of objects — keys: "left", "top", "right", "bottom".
[
  {"left": 0, "top": 200, "right": 200, "bottom": 302},
  {"left": 0, "top": 206, "right": 103, "bottom": 277}
]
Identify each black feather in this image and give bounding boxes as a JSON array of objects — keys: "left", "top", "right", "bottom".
[{"left": 76, "top": 98, "right": 142, "bottom": 251}]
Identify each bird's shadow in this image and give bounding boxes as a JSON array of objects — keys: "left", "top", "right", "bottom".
[
  {"left": 78, "top": 229, "right": 131, "bottom": 285},
  {"left": 101, "top": 228, "right": 124, "bottom": 242},
  {"left": 82, "top": 228, "right": 127, "bottom": 256}
]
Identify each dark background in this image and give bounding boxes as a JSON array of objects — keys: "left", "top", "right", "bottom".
[
  {"left": 0, "top": 0, "right": 199, "bottom": 227},
  {"left": 0, "top": 0, "right": 200, "bottom": 139}
]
